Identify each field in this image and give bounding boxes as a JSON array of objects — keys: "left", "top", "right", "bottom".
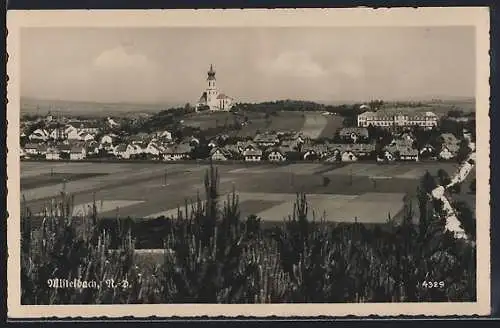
[
  {"left": 21, "top": 161, "right": 469, "bottom": 230},
  {"left": 181, "top": 110, "right": 332, "bottom": 140}
]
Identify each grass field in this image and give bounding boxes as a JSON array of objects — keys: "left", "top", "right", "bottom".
[
  {"left": 319, "top": 115, "right": 344, "bottom": 139},
  {"left": 21, "top": 161, "right": 472, "bottom": 227}
]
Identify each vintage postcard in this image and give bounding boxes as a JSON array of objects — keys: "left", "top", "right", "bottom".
[{"left": 6, "top": 8, "right": 491, "bottom": 318}]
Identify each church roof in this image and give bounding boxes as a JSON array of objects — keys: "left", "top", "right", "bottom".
[{"left": 216, "top": 94, "right": 230, "bottom": 99}]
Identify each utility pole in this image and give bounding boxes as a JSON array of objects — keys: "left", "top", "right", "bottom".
[{"left": 163, "top": 167, "right": 168, "bottom": 187}]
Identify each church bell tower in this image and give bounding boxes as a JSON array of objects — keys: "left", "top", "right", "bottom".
[{"left": 206, "top": 64, "right": 217, "bottom": 107}]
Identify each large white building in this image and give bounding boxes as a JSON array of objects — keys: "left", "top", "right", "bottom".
[
  {"left": 196, "top": 65, "right": 234, "bottom": 111},
  {"left": 357, "top": 109, "right": 438, "bottom": 128}
]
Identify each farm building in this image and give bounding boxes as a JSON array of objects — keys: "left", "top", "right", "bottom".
[
  {"left": 24, "top": 143, "right": 39, "bottom": 155},
  {"left": 210, "top": 147, "right": 232, "bottom": 161},
  {"left": 341, "top": 150, "right": 358, "bottom": 162},
  {"left": 70, "top": 146, "right": 87, "bottom": 160},
  {"left": 45, "top": 147, "right": 61, "bottom": 160},
  {"left": 237, "top": 141, "right": 259, "bottom": 153},
  {"left": 37, "top": 144, "right": 48, "bottom": 156},
  {"left": 266, "top": 149, "right": 286, "bottom": 162},
  {"left": 164, "top": 143, "right": 192, "bottom": 161},
  {"left": 243, "top": 149, "right": 263, "bottom": 162},
  {"left": 114, "top": 144, "right": 135, "bottom": 159},
  {"left": 254, "top": 133, "right": 280, "bottom": 148}
]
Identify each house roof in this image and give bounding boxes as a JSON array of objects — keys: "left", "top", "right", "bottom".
[
  {"left": 70, "top": 147, "right": 85, "bottom": 153},
  {"left": 243, "top": 149, "right": 263, "bottom": 156},
  {"left": 328, "top": 143, "right": 376, "bottom": 153}
]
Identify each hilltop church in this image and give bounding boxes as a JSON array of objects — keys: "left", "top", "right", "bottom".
[{"left": 196, "top": 65, "right": 234, "bottom": 111}]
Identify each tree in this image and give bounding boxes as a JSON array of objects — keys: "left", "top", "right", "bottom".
[
  {"left": 469, "top": 178, "right": 476, "bottom": 194},
  {"left": 437, "top": 169, "right": 451, "bottom": 187},
  {"left": 456, "top": 139, "right": 471, "bottom": 163}
]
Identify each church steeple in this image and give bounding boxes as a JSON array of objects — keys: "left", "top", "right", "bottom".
[{"left": 207, "top": 64, "right": 216, "bottom": 81}]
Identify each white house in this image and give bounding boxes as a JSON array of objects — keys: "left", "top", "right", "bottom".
[
  {"left": 157, "top": 130, "right": 172, "bottom": 141},
  {"left": 100, "top": 135, "right": 114, "bottom": 150},
  {"left": 70, "top": 146, "right": 87, "bottom": 160},
  {"left": 341, "top": 151, "right": 358, "bottom": 162},
  {"left": 267, "top": 149, "right": 286, "bottom": 162},
  {"left": 210, "top": 147, "right": 231, "bottom": 161},
  {"left": 164, "top": 143, "right": 191, "bottom": 161},
  {"left": 24, "top": 143, "right": 39, "bottom": 155},
  {"left": 439, "top": 146, "right": 456, "bottom": 160},
  {"left": 114, "top": 144, "right": 135, "bottom": 159},
  {"left": 243, "top": 149, "right": 263, "bottom": 162},
  {"left": 145, "top": 142, "right": 161, "bottom": 157},
  {"left": 79, "top": 132, "right": 95, "bottom": 142},
  {"left": 66, "top": 126, "right": 81, "bottom": 140},
  {"left": 46, "top": 147, "right": 61, "bottom": 160}
]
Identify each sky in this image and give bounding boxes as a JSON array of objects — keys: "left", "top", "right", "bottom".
[{"left": 20, "top": 26, "right": 475, "bottom": 104}]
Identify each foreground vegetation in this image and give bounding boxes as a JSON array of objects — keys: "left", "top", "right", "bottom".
[{"left": 21, "top": 164, "right": 476, "bottom": 304}]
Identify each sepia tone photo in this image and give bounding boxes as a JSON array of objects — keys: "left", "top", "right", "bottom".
[{"left": 7, "top": 8, "right": 490, "bottom": 318}]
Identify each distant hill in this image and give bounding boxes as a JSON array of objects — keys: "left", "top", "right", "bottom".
[{"left": 20, "top": 98, "right": 183, "bottom": 117}]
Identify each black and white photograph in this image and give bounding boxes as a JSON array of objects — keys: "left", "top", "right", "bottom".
[{"left": 6, "top": 8, "right": 490, "bottom": 318}]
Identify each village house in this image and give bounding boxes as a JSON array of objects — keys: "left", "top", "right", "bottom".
[
  {"left": 302, "top": 144, "right": 329, "bottom": 160},
  {"left": 326, "top": 143, "right": 376, "bottom": 162},
  {"left": 164, "top": 143, "right": 192, "bottom": 161},
  {"left": 100, "top": 135, "right": 114, "bottom": 150},
  {"left": 386, "top": 139, "right": 418, "bottom": 161},
  {"left": 266, "top": 148, "right": 286, "bottom": 162},
  {"left": 341, "top": 150, "right": 358, "bottom": 162},
  {"left": 155, "top": 130, "right": 172, "bottom": 141},
  {"left": 114, "top": 144, "right": 135, "bottom": 159},
  {"left": 66, "top": 125, "right": 81, "bottom": 140},
  {"left": 79, "top": 132, "right": 95, "bottom": 142},
  {"left": 210, "top": 147, "right": 232, "bottom": 161},
  {"left": 45, "top": 147, "right": 61, "bottom": 160},
  {"left": 439, "top": 133, "right": 461, "bottom": 160},
  {"left": 70, "top": 146, "right": 87, "bottom": 160},
  {"left": 280, "top": 138, "right": 302, "bottom": 152},
  {"left": 37, "top": 144, "right": 48, "bottom": 157},
  {"left": 85, "top": 141, "right": 100, "bottom": 156},
  {"left": 338, "top": 127, "right": 369, "bottom": 143},
  {"left": 419, "top": 144, "right": 436, "bottom": 158},
  {"left": 243, "top": 148, "right": 263, "bottom": 162},
  {"left": 253, "top": 133, "right": 280, "bottom": 148},
  {"left": 24, "top": 143, "right": 39, "bottom": 156},
  {"left": 237, "top": 141, "right": 259, "bottom": 154},
  {"left": 77, "top": 122, "right": 100, "bottom": 135},
  {"left": 59, "top": 144, "right": 72, "bottom": 156},
  {"left": 145, "top": 142, "right": 162, "bottom": 157}
]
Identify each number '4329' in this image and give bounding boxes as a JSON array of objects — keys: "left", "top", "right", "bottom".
[{"left": 420, "top": 281, "right": 445, "bottom": 288}]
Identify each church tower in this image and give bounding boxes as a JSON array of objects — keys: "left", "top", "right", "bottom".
[{"left": 206, "top": 64, "right": 218, "bottom": 108}]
